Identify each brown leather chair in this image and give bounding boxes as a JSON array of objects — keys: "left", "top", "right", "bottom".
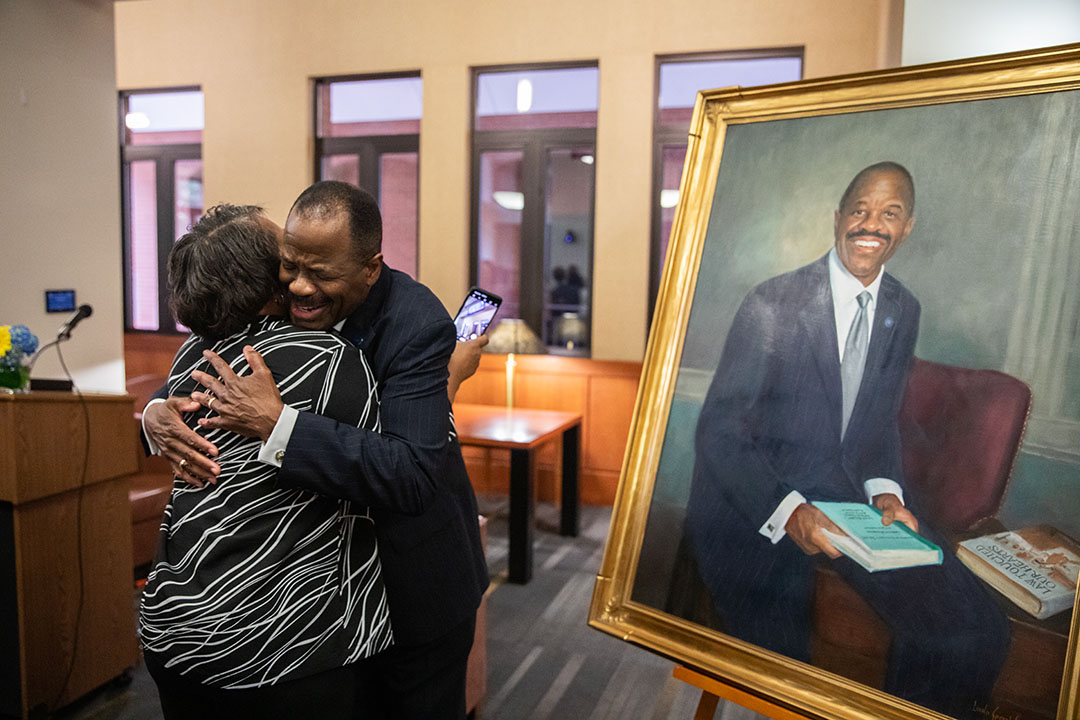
[{"left": 809, "top": 359, "right": 1070, "bottom": 719}]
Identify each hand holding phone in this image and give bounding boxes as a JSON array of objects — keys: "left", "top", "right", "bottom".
[{"left": 453, "top": 287, "right": 502, "bottom": 341}]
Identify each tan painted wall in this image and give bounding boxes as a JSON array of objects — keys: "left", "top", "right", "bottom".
[
  {"left": 115, "top": 0, "right": 903, "bottom": 361},
  {"left": 1, "top": 0, "right": 125, "bottom": 392}
]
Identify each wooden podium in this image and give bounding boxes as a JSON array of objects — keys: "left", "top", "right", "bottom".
[{"left": 0, "top": 391, "right": 139, "bottom": 718}]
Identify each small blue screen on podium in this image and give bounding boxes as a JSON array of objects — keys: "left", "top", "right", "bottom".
[{"left": 46, "top": 290, "right": 76, "bottom": 313}]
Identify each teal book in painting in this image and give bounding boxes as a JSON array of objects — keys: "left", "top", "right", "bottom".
[{"left": 812, "top": 501, "right": 943, "bottom": 572}]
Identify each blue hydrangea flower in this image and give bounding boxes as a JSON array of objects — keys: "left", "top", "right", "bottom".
[{"left": 10, "top": 325, "right": 38, "bottom": 354}]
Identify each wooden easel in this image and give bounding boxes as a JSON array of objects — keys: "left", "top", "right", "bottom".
[{"left": 674, "top": 665, "right": 813, "bottom": 720}]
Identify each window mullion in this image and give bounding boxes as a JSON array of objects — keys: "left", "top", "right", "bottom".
[
  {"left": 156, "top": 157, "right": 175, "bottom": 331},
  {"left": 357, "top": 141, "right": 380, "bottom": 198},
  {"left": 520, "top": 140, "right": 546, "bottom": 337},
  {"left": 121, "top": 161, "right": 135, "bottom": 330}
]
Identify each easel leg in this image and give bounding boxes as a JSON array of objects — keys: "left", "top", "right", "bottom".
[
  {"left": 674, "top": 665, "right": 812, "bottom": 720},
  {"left": 694, "top": 689, "right": 720, "bottom": 720}
]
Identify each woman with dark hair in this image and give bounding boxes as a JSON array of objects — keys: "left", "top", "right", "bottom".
[{"left": 138, "top": 204, "right": 391, "bottom": 719}]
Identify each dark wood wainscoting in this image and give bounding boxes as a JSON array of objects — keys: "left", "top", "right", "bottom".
[
  {"left": 124, "top": 334, "right": 643, "bottom": 506},
  {"left": 454, "top": 354, "right": 642, "bottom": 506}
]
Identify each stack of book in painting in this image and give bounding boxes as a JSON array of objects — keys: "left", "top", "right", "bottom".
[
  {"left": 812, "top": 502, "right": 943, "bottom": 572},
  {"left": 957, "top": 525, "right": 1080, "bottom": 620}
]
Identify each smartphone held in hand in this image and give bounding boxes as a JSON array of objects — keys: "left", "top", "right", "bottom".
[{"left": 453, "top": 287, "right": 502, "bottom": 341}]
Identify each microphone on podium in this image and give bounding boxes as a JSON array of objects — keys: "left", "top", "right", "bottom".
[
  {"left": 23, "top": 304, "right": 93, "bottom": 391},
  {"left": 57, "top": 304, "right": 93, "bottom": 341}
]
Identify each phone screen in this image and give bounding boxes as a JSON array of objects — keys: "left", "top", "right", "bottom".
[{"left": 453, "top": 287, "right": 502, "bottom": 341}]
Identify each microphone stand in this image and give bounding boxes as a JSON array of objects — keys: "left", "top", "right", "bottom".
[
  {"left": 26, "top": 338, "right": 61, "bottom": 380},
  {"left": 25, "top": 326, "right": 79, "bottom": 392}
]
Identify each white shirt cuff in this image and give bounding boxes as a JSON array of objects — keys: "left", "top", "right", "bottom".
[
  {"left": 758, "top": 490, "right": 808, "bottom": 544},
  {"left": 142, "top": 398, "right": 166, "bottom": 456},
  {"left": 258, "top": 405, "right": 299, "bottom": 467},
  {"left": 863, "top": 477, "right": 904, "bottom": 505}
]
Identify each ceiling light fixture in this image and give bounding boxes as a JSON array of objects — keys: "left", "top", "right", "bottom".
[
  {"left": 493, "top": 191, "right": 525, "bottom": 210},
  {"left": 516, "top": 78, "right": 533, "bottom": 113},
  {"left": 125, "top": 112, "right": 151, "bottom": 130}
]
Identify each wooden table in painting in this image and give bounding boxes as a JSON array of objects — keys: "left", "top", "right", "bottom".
[{"left": 452, "top": 403, "right": 582, "bottom": 583}]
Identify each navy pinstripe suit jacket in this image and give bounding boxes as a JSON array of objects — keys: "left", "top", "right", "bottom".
[{"left": 276, "top": 267, "right": 488, "bottom": 647}]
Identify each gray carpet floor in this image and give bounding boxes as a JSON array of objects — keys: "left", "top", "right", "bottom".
[
  {"left": 476, "top": 498, "right": 763, "bottom": 720},
  {"left": 48, "top": 500, "right": 764, "bottom": 720}
]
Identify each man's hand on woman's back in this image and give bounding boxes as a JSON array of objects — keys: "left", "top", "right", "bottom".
[
  {"left": 144, "top": 396, "right": 220, "bottom": 487},
  {"left": 190, "top": 347, "right": 284, "bottom": 442}
]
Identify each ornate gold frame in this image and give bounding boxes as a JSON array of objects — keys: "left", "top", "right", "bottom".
[{"left": 589, "top": 44, "right": 1080, "bottom": 720}]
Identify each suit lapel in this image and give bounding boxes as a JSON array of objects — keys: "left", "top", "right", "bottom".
[
  {"left": 798, "top": 257, "right": 843, "bottom": 440},
  {"left": 341, "top": 264, "right": 393, "bottom": 351}
]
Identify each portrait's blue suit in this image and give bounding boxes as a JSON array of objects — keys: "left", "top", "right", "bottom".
[{"left": 686, "top": 255, "right": 1009, "bottom": 719}]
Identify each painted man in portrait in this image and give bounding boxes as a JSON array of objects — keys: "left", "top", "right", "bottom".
[{"left": 685, "top": 162, "right": 1010, "bottom": 720}]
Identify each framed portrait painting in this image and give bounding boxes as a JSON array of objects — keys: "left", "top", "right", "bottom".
[{"left": 589, "top": 44, "right": 1080, "bottom": 720}]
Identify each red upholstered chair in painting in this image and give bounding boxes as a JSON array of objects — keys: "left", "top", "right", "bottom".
[
  {"left": 893, "top": 358, "right": 1032, "bottom": 533},
  {"left": 810, "top": 358, "right": 1069, "bottom": 719}
]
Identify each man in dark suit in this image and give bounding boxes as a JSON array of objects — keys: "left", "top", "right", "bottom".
[
  {"left": 685, "top": 162, "right": 1009, "bottom": 719},
  {"left": 144, "top": 181, "right": 487, "bottom": 719}
]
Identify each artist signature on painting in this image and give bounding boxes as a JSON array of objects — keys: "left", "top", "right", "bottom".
[{"left": 972, "top": 700, "right": 1021, "bottom": 720}]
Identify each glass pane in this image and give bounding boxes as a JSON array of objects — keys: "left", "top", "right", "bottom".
[
  {"left": 321, "top": 154, "right": 361, "bottom": 185},
  {"left": 544, "top": 147, "right": 594, "bottom": 353},
  {"left": 475, "top": 67, "right": 598, "bottom": 131},
  {"left": 318, "top": 76, "right": 422, "bottom": 137},
  {"left": 657, "top": 56, "right": 802, "bottom": 128},
  {"left": 128, "top": 160, "right": 159, "bottom": 331},
  {"left": 379, "top": 152, "right": 418, "bottom": 278},
  {"left": 174, "top": 159, "right": 204, "bottom": 240},
  {"left": 173, "top": 159, "right": 203, "bottom": 332},
  {"left": 477, "top": 151, "right": 524, "bottom": 321},
  {"left": 659, "top": 145, "right": 688, "bottom": 272},
  {"left": 126, "top": 90, "right": 204, "bottom": 146}
]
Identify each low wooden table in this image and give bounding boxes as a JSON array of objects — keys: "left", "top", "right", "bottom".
[{"left": 452, "top": 403, "right": 582, "bottom": 583}]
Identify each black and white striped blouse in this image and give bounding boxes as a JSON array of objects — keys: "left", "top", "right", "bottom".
[{"left": 139, "top": 317, "right": 392, "bottom": 689}]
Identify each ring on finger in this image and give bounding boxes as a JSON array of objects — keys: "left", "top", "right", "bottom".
[
  {"left": 178, "top": 458, "right": 188, "bottom": 471},
  {"left": 207, "top": 396, "right": 216, "bottom": 410}
]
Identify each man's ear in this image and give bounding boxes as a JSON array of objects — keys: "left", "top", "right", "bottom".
[{"left": 365, "top": 253, "right": 384, "bottom": 287}]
